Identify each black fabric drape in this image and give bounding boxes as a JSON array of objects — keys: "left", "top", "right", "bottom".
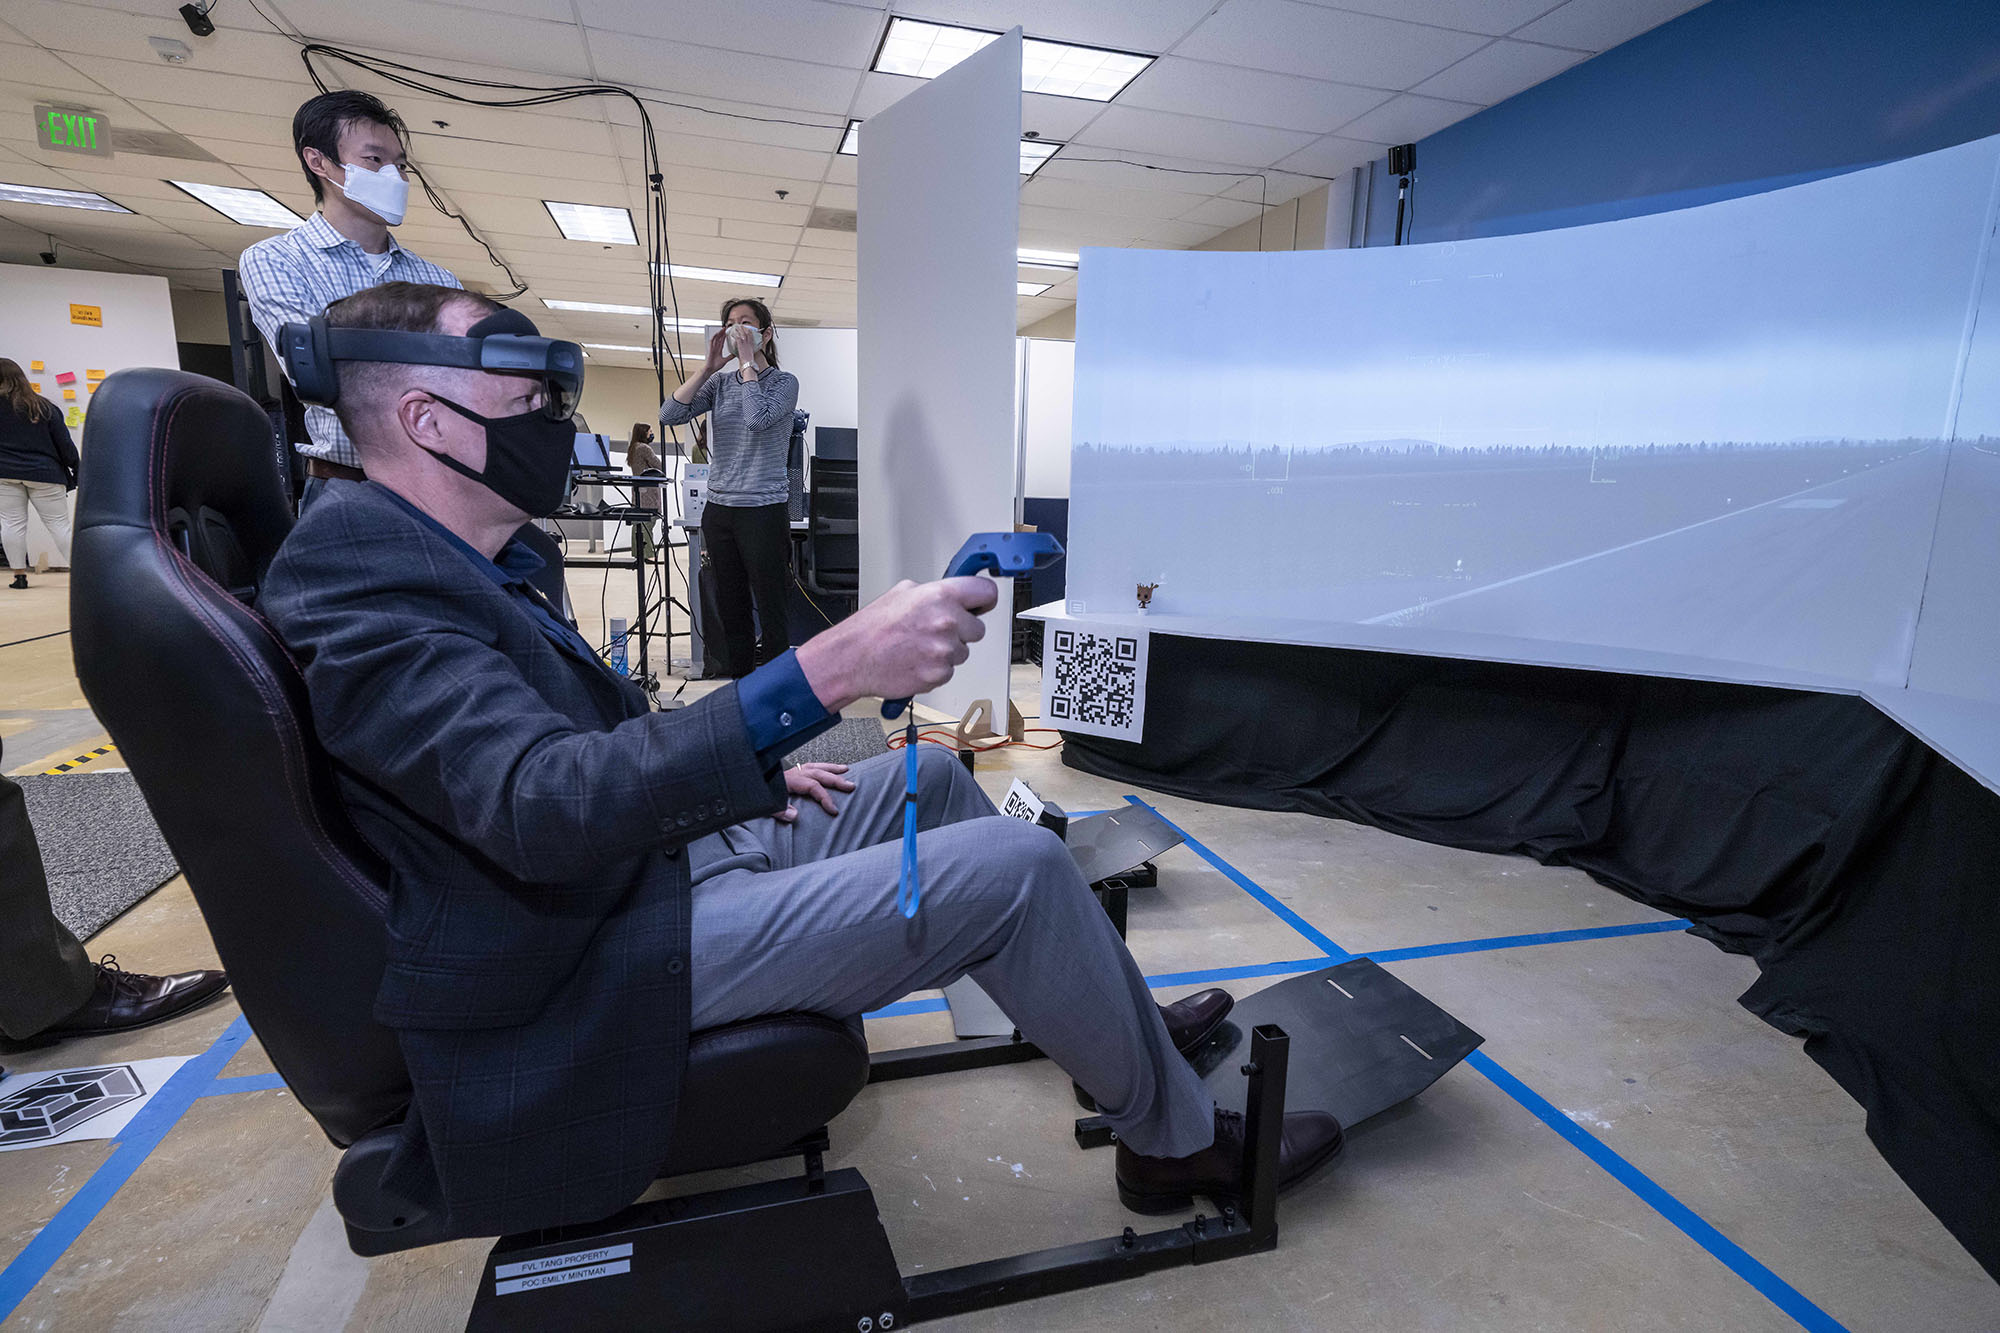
[{"left": 1063, "top": 633, "right": 2000, "bottom": 1280}]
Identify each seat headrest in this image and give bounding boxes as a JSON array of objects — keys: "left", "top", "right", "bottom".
[{"left": 77, "top": 368, "right": 294, "bottom": 601}]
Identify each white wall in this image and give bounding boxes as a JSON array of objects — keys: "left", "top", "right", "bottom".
[
  {"left": 1021, "top": 338, "right": 1075, "bottom": 498},
  {"left": 774, "top": 327, "right": 857, "bottom": 434},
  {"left": 0, "top": 263, "right": 178, "bottom": 566},
  {"left": 858, "top": 30, "right": 1022, "bottom": 720}
]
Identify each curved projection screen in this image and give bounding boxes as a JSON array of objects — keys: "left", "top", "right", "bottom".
[{"left": 1067, "top": 133, "right": 2000, "bottom": 770}]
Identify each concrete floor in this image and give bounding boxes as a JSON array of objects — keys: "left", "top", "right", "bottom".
[{"left": 4, "top": 565, "right": 1998, "bottom": 1332}]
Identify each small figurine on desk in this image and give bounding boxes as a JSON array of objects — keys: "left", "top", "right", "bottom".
[{"left": 1136, "top": 581, "right": 1161, "bottom": 611}]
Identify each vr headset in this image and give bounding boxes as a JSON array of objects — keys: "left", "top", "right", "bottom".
[{"left": 276, "top": 306, "right": 584, "bottom": 421}]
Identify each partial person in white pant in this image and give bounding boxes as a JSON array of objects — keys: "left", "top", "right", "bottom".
[{"left": 0, "top": 358, "right": 79, "bottom": 589}]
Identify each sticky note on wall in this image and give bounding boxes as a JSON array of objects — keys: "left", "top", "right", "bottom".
[
  {"left": 87, "top": 382, "right": 99, "bottom": 394},
  {"left": 63, "top": 389, "right": 76, "bottom": 401},
  {"left": 70, "top": 304, "right": 101, "bottom": 327},
  {"left": 30, "top": 382, "right": 40, "bottom": 393},
  {"left": 56, "top": 371, "right": 76, "bottom": 385},
  {"left": 29, "top": 361, "right": 44, "bottom": 372},
  {"left": 86, "top": 369, "right": 105, "bottom": 380}
]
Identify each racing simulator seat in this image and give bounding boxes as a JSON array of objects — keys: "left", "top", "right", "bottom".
[{"left": 70, "top": 369, "right": 1329, "bottom": 1331}]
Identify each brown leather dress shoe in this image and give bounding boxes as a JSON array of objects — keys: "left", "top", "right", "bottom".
[
  {"left": 1158, "top": 987, "right": 1234, "bottom": 1055},
  {"left": 39, "top": 956, "right": 230, "bottom": 1039},
  {"left": 1115, "top": 1106, "right": 1345, "bottom": 1214}
]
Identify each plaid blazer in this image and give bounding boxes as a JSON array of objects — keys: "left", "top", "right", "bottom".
[{"left": 260, "top": 480, "right": 784, "bottom": 1236}]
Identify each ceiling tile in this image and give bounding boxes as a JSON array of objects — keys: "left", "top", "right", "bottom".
[
  {"left": 1333, "top": 93, "right": 1482, "bottom": 143},
  {"left": 1022, "top": 175, "right": 1209, "bottom": 220},
  {"left": 885, "top": 0, "right": 1217, "bottom": 54},
  {"left": 1293, "top": 0, "right": 1569, "bottom": 38},
  {"left": 849, "top": 73, "right": 1103, "bottom": 141},
  {"left": 1176, "top": 0, "right": 1487, "bottom": 88},
  {"left": 719, "top": 217, "right": 804, "bottom": 246},
  {"left": 1272, "top": 134, "right": 1389, "bottom": 178},
  {"left": 1117, "top": 57, "right": 1390, "bottom": 134},
  {"left": 1412, "top": 38, "right": 1590, "bottom": 104},
  {"left": 263, "top": 0, "right": 595, "bottom": 80},
  {"left": 1070, "top": 106, "right": 1316, "bottom": 168},
  {"left": 1513, "top": 0, "right": 1711, "bottom": 53},
  {"left": 580, "top": 0, "right": 884, "bottom": 67},
  {"left": 589, "top": 32, "right": 864, "bottom": 118},
  {"left": 1173, "top": 195, "right": 1265, "bottom": 229},
  {"left": 47, "top": 55, "right": 309, "bottom": 119}
]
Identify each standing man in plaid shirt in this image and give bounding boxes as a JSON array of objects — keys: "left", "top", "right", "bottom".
[{"left": 241, "top": 90, "right": 462, "bottom": 509}]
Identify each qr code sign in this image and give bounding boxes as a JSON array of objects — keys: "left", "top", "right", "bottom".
[{"left": 1041, "top": 623, "right": 1149, "bottom": 742}]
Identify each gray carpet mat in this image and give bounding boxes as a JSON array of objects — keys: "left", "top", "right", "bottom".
[
  {"left": 15, "top": 772, "right": 180, "bottom": 942},
  {"left": 787, "top": 714, "right": 890, "bottom": 766}
]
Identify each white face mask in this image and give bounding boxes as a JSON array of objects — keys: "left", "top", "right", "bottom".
[
  {"left": 337, "top": 160, "right": 408, "bottom": 226},
  {"left": 722, "top": 324, "right": 763, "bottom": 359}
]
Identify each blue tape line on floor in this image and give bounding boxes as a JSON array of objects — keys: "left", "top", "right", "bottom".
[
  {"left": 1125, "top": 802, "right": 1846, "bottom": 1333},
  {"left": 1467, "top": 1051, "right": 1848, "bottom": 1332},
  {"left": 200, "top": 1071, "right": 290, "bottom": 1098},
  {"left": 1122, "top": 796, "right": 1352, "bottom": 959},
  {"left": 0, "top": 1015, "right": 252, "bottom": 1322},
  {"left": 1362, "top": 918, "right": 1689, "bottom": 963}
]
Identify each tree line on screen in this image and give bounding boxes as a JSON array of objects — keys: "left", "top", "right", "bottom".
[{"left": 1071, "top": 437, "right": 1963, "bottom": 482}]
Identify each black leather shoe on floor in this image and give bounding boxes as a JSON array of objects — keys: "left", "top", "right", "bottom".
[
  {"left": 1115, "top": 1106, "right": 1345, "bottom": 1215},
  {"left": 1158, "top": 987, "right": 1234, "bottom": 1055},
  {"left": 38, "top": 956, "right": 230, "bottom": 1039}
]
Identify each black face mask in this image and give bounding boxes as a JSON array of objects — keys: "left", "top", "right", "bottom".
[{"left": 424, "top": 393, "right": 575, "bottom": 518}]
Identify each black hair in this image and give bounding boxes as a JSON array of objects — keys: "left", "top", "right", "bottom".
[
  {"left": 721, "top": 296, "right": 778, "bottom": 370},
  {"left": 293, "top": 90, "right": 407, "bottom": 205}
]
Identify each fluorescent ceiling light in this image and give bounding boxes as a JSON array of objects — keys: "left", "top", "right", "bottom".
[
  {"left": 169, "top": 180, "right": 304, "bottom": 227},
  {"left": 581, "top": 343, "right": 653, "bottom": 353},
  {"left": 1017, "top": 247, "right": 1079, "bottom": 268},
  {"left": 1020, "top": 139, "right": 1061, "bottom": 176},
  {"left": 545, "top": 298, "right": 711, "bottom": 332},
  {"left": 1022, "top": 39, "right": 1151, "bottom": 101},
  {"left": 544, "top": 200, "right": 636, "bottom": 245},
  {"left": 0, "top": 181, "right": 131, "bottom": 213},
  {"left": 870, "top": 18, "right": 1152, "bottom": 102},
  {"left": 659, "top": 262, "right": 781, "bottom": 288},
  {"left": 873, "top": 17, "right": 998, "bottom": 78},
  {"left": 1018, "top": 282, "right": 1053, "bottom": 297},
  {"left": 840, "top": 119, "right": 1064, "bottom": 176},
  {"left": 544, "top": 298, "right": 650, "bottom": 316}
]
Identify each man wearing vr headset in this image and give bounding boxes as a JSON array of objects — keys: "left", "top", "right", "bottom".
[{"left": 257, "top": 282, "right": 1338, "bottom": 1238}]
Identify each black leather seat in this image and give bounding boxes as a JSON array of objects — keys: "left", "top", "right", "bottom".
[{"left": 70, "top": 369, "right": 869, "bottom": 1251}]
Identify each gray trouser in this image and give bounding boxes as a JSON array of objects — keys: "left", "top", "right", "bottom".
[
  {"left": 689, "top": 746, "right": 1216, "bottom": 1159},
  {"left": 0, "top": 769, "right": 96, "bottom": 1039}
]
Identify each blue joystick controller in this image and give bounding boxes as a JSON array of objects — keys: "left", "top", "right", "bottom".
[
  {"left": 882, "top": 531, "right": 1066, "bottom": 721},
  {"left": 882, "top": 531, "right": 1066, "bottom": 916}
]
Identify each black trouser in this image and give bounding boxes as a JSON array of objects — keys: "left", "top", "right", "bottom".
[
  {"left": 703, "top": 501, "right": 792, "bottom": 677},
  {"left": 0, "top": 768, "right": 95, "bottom": 1039}
]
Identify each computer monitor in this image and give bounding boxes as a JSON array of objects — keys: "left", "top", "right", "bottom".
[
  {"left": 571, "top": 433, "right": 613, "bottom": 470},
  {"left": 814, "top": 426, "right": 857, "bottom": 462}
]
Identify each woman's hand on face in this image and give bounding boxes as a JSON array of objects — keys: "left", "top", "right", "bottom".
[{"left": 706, "top": 327, "right": 730, "bottom": 369}]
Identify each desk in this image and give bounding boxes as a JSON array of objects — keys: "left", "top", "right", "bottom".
[{"left": 672, "top": 516, "right": 810, "bottom": 676}]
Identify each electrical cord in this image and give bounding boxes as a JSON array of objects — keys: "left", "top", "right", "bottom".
[{"left": 238, "top": 0, "right": 697, "bottom": 397}]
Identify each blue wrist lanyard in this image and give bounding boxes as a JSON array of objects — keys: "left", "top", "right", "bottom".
[{"left": 879, "top": 532, "right": 1066, "bottom": 919}]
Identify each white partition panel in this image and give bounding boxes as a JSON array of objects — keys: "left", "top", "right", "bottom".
[
  {"left": 0, "top": 263, "right": 179, "bottom": 567},
  {"left": 858, "top": 29, "right": 1021, "bottom": 718}
]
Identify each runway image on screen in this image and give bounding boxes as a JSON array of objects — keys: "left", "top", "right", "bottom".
[{"left": 1067, "top": 133, "right": 2000, "bottom": 703}]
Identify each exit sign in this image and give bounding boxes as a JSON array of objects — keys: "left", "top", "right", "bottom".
[{"left": 35, "top": 105, "right": 112, "bottom": 157}]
